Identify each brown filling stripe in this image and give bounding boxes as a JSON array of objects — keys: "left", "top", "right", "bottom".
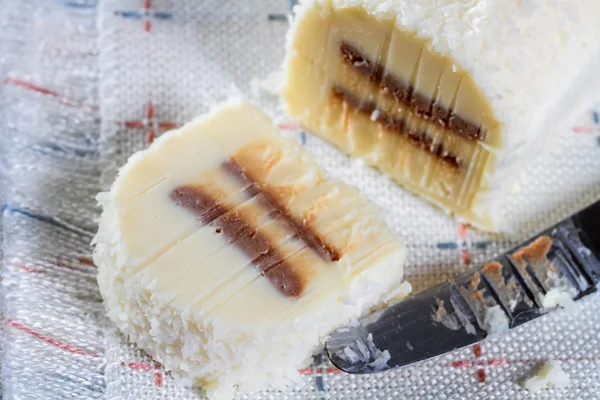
[
  {"left": 340, "top": 41, "right": 482, "bottom": 140},
  {"left": 170, "top": 157, "right": 344, "bottom": 298},
  {"left": 222, "top": 160, "right": 341, "bottom": 262},
  {"left": 171, "top": 185, "right": 305, "bottom": 297},
  {"left": 332, "top": 86, "right": 461, "bottom": 169}
]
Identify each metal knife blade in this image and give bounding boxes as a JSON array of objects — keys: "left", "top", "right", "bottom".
[{"left": 325, "top": 200, "right": 600, "bottom": 374}]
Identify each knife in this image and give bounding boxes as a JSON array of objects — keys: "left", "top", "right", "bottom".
[{"left": 325, "top": 199, "right": 600, "bottom": 374}]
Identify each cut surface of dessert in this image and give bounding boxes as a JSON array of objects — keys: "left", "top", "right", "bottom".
[
  {"left": 93, "top": 100, "right": 408, "bottom": 399},
  {"left": 283, "top": 0, "right": 600, "bottom": 230}
]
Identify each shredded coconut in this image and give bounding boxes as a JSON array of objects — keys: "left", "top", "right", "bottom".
[
  {"left": 483, "top": 305, "right": 510, "bottom": 336},
  {"left": 368, "top": 349, "right": 391, "bottom": 371},
  {"left": 540, "top": 288, "right": 576, "bottom": 311},
  {"left": 366, "top": 333, "right": 391, "bottom": 371},
  {"left": 343, "top": 347, "right": 360, "bottom": 363},
  {"left": 522, "top": 360, "right": 571, "bottom": 392}
]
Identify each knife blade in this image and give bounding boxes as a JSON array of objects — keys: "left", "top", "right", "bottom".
[{"left": 325, "top": 199, "right": 600, "bottom": 374}]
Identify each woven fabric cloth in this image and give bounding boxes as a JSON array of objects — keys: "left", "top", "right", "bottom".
[
  {"left": 2, "top": 0, "right": 600, "bottom": 399},
  {"left": 0, "top": 1, "right": 105, "bottom": 399}
]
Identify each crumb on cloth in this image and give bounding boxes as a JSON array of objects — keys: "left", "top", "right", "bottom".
[{"left": 521, "top": 360, "right": 570, "bottom": 392}]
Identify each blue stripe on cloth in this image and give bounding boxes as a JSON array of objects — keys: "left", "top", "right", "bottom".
[
  {"left": 114, "top": 10, "right": 173, "bottom": 20},
  {"left": 3, "top": 206, "right": 94, "bottom": 235},
  {"left": 315, "top": 375, "right": 325, "bottom": 392},
  {"left": 51, "top": 374, "right": 104, "bottom": 393},
  {"left": 436, "top": 242, "right": 458, "bottom": 250},
  {"left": 62, "top": 0, "right": 96, "bottom": 9},
  {"left": 152, "top": 11, "right": 173, "bottom": 20},
  {"left": 113, "top": 10, "right": 143, "bottom": 19},
  {"left": 32, "top": 142, "right": 99, "bottom": 158},
  {"left": 593, "top": 110, "right": 599, "bottom": 125},
  {"left": 312, "top": 353, "right": 326, "bottom": 392},
  {"left": 436, "top": 241, "right": 489, "bottom": 250}
]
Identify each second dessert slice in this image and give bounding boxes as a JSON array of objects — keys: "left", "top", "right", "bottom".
[{"left": 282, "top": 0, "right": 600, "bottom": 230}]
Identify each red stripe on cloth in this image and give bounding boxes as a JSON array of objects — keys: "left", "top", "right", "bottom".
[
  {"left": 472, "top": 344, "right": 486, "bottom": 382},
  {"left": 158, "top": 121, "right": 178, "bottom": 130},
  {"left": 451, "top": 360, "right": 473, "bottom": 368},
  {"left": 3, "top": 77, "right": 61, "bottom": 97},
  {"left": 145, "top": 102, "right": 155, "bottom": 120},
  {"left": 573, "top": 126, "right": 593, "bottom": 133},
  {"left": 122, "top": 361, "right": 153, "bottom": 371},
  {"left": 124, "top": 362, "right": 152, "bottom": 371},
  {"left": 54, "top": 262, "right": 88, "bottom": 273},
  {"left": 143, "top": 0, "right": 151, "bottom": 9},
  {"left": 3, "top": 77, "right": 98, "bottom": 110},
  {"left": 473, "top": 344, "right": 482, "bottom": 358},
  {"left": 18, "top": 265, "right": 45, "bottom": 273},
  {"left": 76, "top": 257, "right": 95, "bottom": 267},
  {"left": 476, "top": 368, "right": 487, "bottom": 383},
  {"left": 144, "top": 20, "right": 152, "bottom": 32},
  {"left": 7, "top": 320, "right": 99, "bottom": 357},
  {"left": 451, "top": 358, "right": 509, "bottom": 368},
  {"left": 154, "top": 372, "right": 163, "bottom": 387},
  {"left": 145, "top": 130, "right": 155, "bottom": 144},
  {"left": 124, "top": 120, "right": 145, "bottom": 129},
  {"left": 121, "top": 360, "right": 164, "bottom": 387},
  {"left": 458, "top": 224, "right": 468, "bottom": 240},
  {"left": 461, "top": 249, "right": 471, "bottom": 265},
  {"left": 298, "top": 367, "right": 342, "bottom": 375},
  {"left": 19, "top": 261, "right": 92, "bottom": 273},
  {"left": 277, "top": 123, "right": 300, "bottom": 131},
  {"left": 123, "top": 120, "right": 178, "bottom": 130},
  {"left": 457, "top": 223, "right": 472, "bottom": 267}
]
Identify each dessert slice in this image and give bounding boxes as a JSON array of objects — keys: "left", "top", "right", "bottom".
[
  {"left": 93, "top": 100, "right": 408, "bottom": 399},
  {"left": 283, "top": 0, "right": 600, "bottom": 230}
]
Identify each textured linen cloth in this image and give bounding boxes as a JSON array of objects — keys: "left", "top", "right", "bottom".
[
  {"left": 1, "top": 0, "right": 600, "bottom": 399},
  {"left": 0, "top": 1, "right": 105, "bottom": 399}
]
